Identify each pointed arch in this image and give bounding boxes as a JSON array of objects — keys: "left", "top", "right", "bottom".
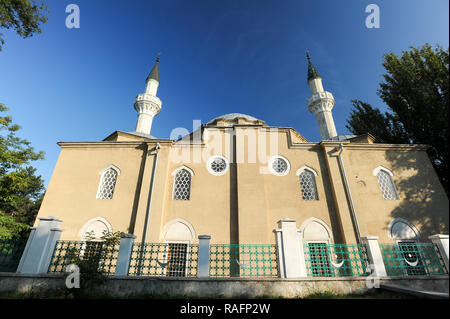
[
  {"left": 299, "top": 217, "right": 333, "bottom": 243},
  {"left": 161, "top": 218, "right": 196, "bottom": 243},
  {"left": 172, "top": 166, "right": 193, "bottom": 200},
  {"left": 100, "top": 164, "right": 121, "bottom": 176},
  {"left": 296, "top": 166, "right": 318, "bottom": 176},
  {"left": 372, "top": 165, "right": 393, "bottom": 177},
  {"left": 96, "top": 164, "right": 120, "bottom": 199},
  {"left": 78, "top": 216, "right": 113, "bottom": 240},
  {"left": 296, "top": 166, "right": 319, "bottom": 200},
  {"left": 373, "top": 166, "right": 399, "bottom": 200},
  {"left": 388, "top": 218, "right": 420, "bottom": 241},
  {"left": 171, "top": 165, "right": 194, "bottom": 176}
]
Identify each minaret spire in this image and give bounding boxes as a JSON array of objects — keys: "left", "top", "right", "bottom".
[
  {"left": 146, "top": 53, "right": 160, "bottom": 83},
  {"left": 306, "top": 51, "right": 321, "bottom": 82},
  {"left": 134, "top": 54, "right": 162, "bottom": 136},
  {"left": 306, "top": 51, "right": 338, "bottom": 140}
]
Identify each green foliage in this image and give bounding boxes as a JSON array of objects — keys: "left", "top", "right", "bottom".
[
  {"left": 347, "top": 100, "right": 409, "bottom": 144},
  {"left": 64, "top": 230, "right": 122, "bottom": 297},
  {"left": 0, "top": 211, "right": 29, "bottom": 238},
  {"left": 0, "top": 0, "right": 48, "bottom": 51},
  {"left": 346, "top": 44, "right": 449, "bottom": 193},
  {"left": 0, "top": 103, "right": 45, "bottom": 238}
]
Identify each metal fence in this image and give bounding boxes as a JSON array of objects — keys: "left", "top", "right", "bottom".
[
  {"left": 0, "top": 239, "right": 27, "bottom": 272},
  {"left": 380, "top": 242, "right": 448, "bottom": 276},
  {"left": 48, "top": 240, "right": 120, "bottom": 275},
  {"left": 303, "top": 243, "right": 368, "bottom": 277},
  {"left": 128, "top": 242, "right": 199, "bottom": 277},
  {"left": 209, "top": 244, "right": 278, "bottom": 278}
]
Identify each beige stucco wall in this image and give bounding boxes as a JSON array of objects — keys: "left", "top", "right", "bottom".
[
  {"left": 35, "top": 124, "right": 449, "bottom": 246},
  {"left": 342, "top": 146, "right": 449, "bottom": 242},
  {"left": 36, "top": 142, "right": 147, "bottom": 239}
]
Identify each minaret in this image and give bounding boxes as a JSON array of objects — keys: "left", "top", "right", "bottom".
[
  {"left": 134, "top": 55, "right": 162, "bottom": 135},
  {"left": 306, "top": 51, "right": 338, "bottom": 140}
]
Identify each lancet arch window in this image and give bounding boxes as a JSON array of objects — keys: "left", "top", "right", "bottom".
[
  {"left": 172, "top": 167, "right": 194, "bottom": 200},
  {"left": 96, "top": 165, "right": 120, "bottom": 199}
]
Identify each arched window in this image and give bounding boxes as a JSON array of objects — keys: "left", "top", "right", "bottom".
[
  {"left": 96, "top": 165, "right": 120, "bottom": 199},
  {"left": 172, "top": 167, "right": 193, "bottom": 200},
  {"left": 77, "top": 217, "right": 113, "bottom": 270},
  {"left": 296, "top": 167, "right": 319, "bottom": 200},
  {"left": 300, "top": 217, "right": 333, "bottom": 277},
  {"left": 388, "top": 218, "right": 420, "bottom": 242},
  {"left": 78, "top": 217, "right": 113, "bottom": 240},
  {"left": 373, "top": 166, "right": 399, "bottom": 200}
]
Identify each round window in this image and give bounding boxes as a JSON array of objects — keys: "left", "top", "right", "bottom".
[
  {"left": 268, "top": 156, "right": 290, "bottom": 176},
  {"left": 207, "top": 156, "right": 229, "bottom": 176}
]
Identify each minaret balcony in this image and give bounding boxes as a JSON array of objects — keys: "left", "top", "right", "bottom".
[
  {"left": 307, "top": 91, "right": 335, "bottom": 114},
  {"left": 134, "top": 93, "right": 162, "bottom": 116}
]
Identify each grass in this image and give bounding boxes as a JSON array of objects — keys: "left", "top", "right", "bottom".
[
  {"left": 0, "top": 288, "right": 417, "bottom": 299},
  {"left": 302, "top": 289, "right": 417, "bottom": 299}
]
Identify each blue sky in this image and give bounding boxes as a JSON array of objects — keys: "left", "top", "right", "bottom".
[{"left": 0, "top": 0, "right": 448, "bottom": 187}]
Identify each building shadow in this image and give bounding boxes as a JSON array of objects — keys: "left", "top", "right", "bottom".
[{"left": 385, "top": 150, "right": 449, "bottom": 238}]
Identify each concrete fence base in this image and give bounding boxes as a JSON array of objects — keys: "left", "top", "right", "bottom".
[{"left": 0, "top": 272, "right": 448, "bottom": 298}]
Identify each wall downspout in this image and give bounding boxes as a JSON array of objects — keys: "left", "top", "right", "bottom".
[
  {"left": 337, "top": 143, "right": 362, "bottom": 244},
  {"left": 142, "top": 142, "right": 161, "bottom": 243},
  {"left": 138, "top": 142, "right": 160, "bottom": 275}
]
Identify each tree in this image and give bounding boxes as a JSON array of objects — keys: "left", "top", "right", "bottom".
[
  {"left": 63, "top": 230, "right": 122, "bottom": 298},
  {"left": 0, "top": 103, "right": 45, "bottom": 238},
  {"left": 0, "top": 0, "right": 48, "bottom": 51},
  {"left": 346, "top": 44, "right": 449, "bottom": 194}
]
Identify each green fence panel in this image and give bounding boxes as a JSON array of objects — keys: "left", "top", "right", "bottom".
[
  {"left": 209, "top": 244, "right": 278, "bottom": 278},
  {"left": 380, "top": 242, "right": 447, "bottom": 276},
  {"left": 48, "top": 240, "right": 119, "bottom": 275},
  {"left": 0, "top": 239, "right": 27, "bottom": 272},
  {"left": 303, "top": 243, "right": 368, "bottom": 277},
  {"left": 128, "top": 242, "right": 198, "bottom": 277}
]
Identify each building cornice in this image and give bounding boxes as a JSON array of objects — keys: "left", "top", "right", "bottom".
[
  {"left": 319, "top": 141, "right": 429, "bottom": 151},
  {"left": 57, "top": 140, "right": 173, "bottom": 149}
]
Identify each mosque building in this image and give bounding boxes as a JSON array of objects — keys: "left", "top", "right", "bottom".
[{"left": 35, "top": 54, "right": 449, "bottom": 252}]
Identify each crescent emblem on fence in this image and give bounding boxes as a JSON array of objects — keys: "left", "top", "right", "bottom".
[
  {"left": 235, "top": 259, "right": 250, "bottom": 269},
  {"left": 329, "top": 253, "right": 344, "bottom": 268},
  {"left": 404, "top": 253, "right": 419, "bottom": 267},
  {"left": 157, "top": 259, "right": 169, "bottom": 269}
]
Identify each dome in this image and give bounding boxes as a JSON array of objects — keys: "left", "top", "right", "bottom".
[
  {"left": 329, "top": 134, "right": 357, "bottom": 141},
  {"left": 207, "top": 113, "right": 262, "bottom": 124}
]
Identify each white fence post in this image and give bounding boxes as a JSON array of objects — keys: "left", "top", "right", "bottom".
[
  {"left": 17, "top": 216, "right": 63, "bottom": 274},
  {"left": 275, "top": 219, "right": 306, "bottom": 278},
  {"left": 197, "top": 235, "right": 211, "bottom": 278},
  {"left": 16, "top": 227, "right": 36, "bottom": 273},
  {"left": 361, "top": 236, "right": 387, "bottom": 277},
  {"left": 115, "top": 234, "right": 136, "bottom": 276},
  {"left": 40, "top": 227, "right": 63, "bottom": 273},
  {"left": 429, "top": 234, "right": 449, "bottom": 272}
]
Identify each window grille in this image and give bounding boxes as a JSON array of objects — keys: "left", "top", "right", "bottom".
[
  {"left": 304, "top": 243, "right": 368, "bottom": 277},
  {"left": 210, "top": 158, "right": 227, "bottom": 173},
  {"left": 97, "top": 168, "right": 118, "bottom": 199},
  {"left": 166, "top": 243, "right": 188, "bottom": 277},
  {"left": 299, "top": 170, "right": 319, "bottom": 200},
  {"left": 380, "top": 242, "right": 447, "bottom": 276},
  {"left": 376, "top": 170, "right": 399, "bottom": 200},
  {"left": 128, "top": 242, "right": 198, "bottom": 277},
  {"left": 48, "top": 240, "right": 119, "bottom": 275},
  {"left": 307, "top": 243, "right": 333, "bottom": 276},
  {"left": 173, "top": 169, "right": 191, "bottom": 200},
  {"left": 272, "top": 158, "right": 288, "bottom": 174}
]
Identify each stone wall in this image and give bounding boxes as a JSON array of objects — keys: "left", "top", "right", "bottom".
[{"left": 1, "top": 273, "right": 448, "bottom": 298}]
